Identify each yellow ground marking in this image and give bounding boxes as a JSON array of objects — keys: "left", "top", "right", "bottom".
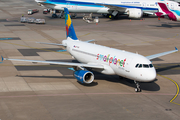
[
  {"left": 157, "top": 74, "right": 180, "bottom": 106},
  {"left": 77, "top": 33, "right": 91, "bottom": 37}
]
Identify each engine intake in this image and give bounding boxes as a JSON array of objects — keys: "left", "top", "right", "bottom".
[
  {"left": 127, "top": 8, "right": 143, "bottom": 18},
  {"left": 74, "top": 70, "right": 94, "bottom": 84}
]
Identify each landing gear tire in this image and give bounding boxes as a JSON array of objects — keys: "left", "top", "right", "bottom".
[
  {"left": 134, "top": 81, "right": 141, "bottom": 92},
  {"left": 119, "top": 76, "right": 124, "bottom": 79},
  {"left": 52, "top": 14, "right": 57, "bottom": 18},
  {"left": 135, "top": 88, "right": 141, "bottom": 92}
]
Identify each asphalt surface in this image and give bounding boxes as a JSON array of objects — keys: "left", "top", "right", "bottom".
[{"left": 0, "top": 0, "right": 180, "bottom": 120}]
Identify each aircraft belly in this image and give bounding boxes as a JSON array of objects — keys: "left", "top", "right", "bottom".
[{"left": 44, "top": 5, "right": 56, "bottom": 9}]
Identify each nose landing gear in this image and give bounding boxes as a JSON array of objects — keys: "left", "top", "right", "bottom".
[{"left": 134, "top": 81, "right": 141, "bottom": 92}]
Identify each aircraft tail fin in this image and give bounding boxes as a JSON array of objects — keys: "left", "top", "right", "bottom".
[
  {"left": 64, "top": 8, "right": 78, "bottom": 40},
  {"left": 157, "top": 2, "right": 171, "bottom": 13},
  {"left": 157, "top": 2, "right": 177, "bottom": 21}
]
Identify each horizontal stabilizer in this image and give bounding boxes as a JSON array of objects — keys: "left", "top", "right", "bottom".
[
  {"left": 84, "top": 39, "right": 95, "bottom": 43},
  {"left": 36, "top": 42, "right": 65, "bottom": 46}
]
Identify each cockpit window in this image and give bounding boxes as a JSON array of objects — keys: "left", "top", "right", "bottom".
[
  {"left": 139, "top": 64, "right": 142, "bottom": 68},
  {"left": 135, "top": 64, "right": 139, "bottom": 68},
  {"left": 149, "top": 64, "right": 153, "bottom": 68},
  {"left": 143, "top": 64, "right": 149, "bottom": 68},
  {"left": 136, "top": 64, "right": 154, "bottom": 68}
]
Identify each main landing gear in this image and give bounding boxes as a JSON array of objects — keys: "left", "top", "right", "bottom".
[{"left": 134, "top": 81, "right": 141, "bottom": 92}]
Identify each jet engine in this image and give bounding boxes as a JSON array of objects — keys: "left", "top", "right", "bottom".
[
  {"left": 74, "top": 70, "right": 94, "bottom": 84},
  {"left": 127, "top": 8, "right": 143, "bottom": 18}
]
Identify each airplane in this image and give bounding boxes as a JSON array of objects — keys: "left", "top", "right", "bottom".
[
  {"left": 1, "top": 8, "right": 178, "bottom": 92},
  {"left": 155, "top": 2, "right": 180, "bottom": 21},
  {"left": 35, "top": 0, "right": 180, "bottom": 19}
]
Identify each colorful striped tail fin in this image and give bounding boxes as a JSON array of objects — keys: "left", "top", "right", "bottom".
[
  {"left": 64, "top": 8, "right": 78, "bottom": 40},
  {"left": 158, "top": 2, "right": 170, "bottom": 13},
  {"left": 157, "top": 2, "right": 177, "bottom": 21}
]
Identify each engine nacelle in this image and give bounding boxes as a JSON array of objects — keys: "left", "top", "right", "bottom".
[
  {"left": 37, "top": 3, "right": 44, "bottom": 6},
  {"left": 127, "top": 8, "right": 143, "bottom": 18},
  {"left": 74, "top": 70, "right": 94, "bottom": 84}
]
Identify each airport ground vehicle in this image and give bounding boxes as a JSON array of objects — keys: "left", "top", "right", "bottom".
[
  {"left": 43, "top": 9, "right": 48, "bottom": 14},
  {"left": 20, "top": 17, "right": 28, "bottom": 23},
  {"left": 35, "top": 19, "right": 45, "bottom": 24},
  {"left": 27, "top": 17, "right": 36, "bottom": 23},
  {"left": 20, "top": 17, "right": 45, "bottom": 24},
  {"left": 43, "top": 9, "right": 50, "bottom": 14},
  {"left": 28, "top": 9, "right": 39, "bottom": 15}
]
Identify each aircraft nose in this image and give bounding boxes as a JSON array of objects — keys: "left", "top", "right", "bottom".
[{"left": 145, "top": 69, "right": 156, "bottom": 82}]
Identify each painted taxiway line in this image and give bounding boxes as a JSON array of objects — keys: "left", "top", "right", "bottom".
[
  {"left": 0, "top": 92, "right": 179, "bottom": 99},
  {"left": 157, "top": 74, "right": 180, "bottom": 106}
]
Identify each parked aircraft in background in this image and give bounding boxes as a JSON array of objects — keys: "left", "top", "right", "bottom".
[
  {"left": 155, "top": 2, "right": 180, "bottom": 21},
  {"left": 35, "top": 0, "right": 180, "bottom": 19},
  {"left": 2, "top": 8, "right": 178, "bottom": 92}
]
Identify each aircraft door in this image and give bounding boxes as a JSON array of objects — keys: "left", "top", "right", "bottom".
[
  {"left": 66, "top": 2, "right": 70, "bottom": 8},
  {"left": 72, "top": 4, "right": 77, "bottom": 9},
  {"left": 170, "top": 3, "right": 174, "bottom": 10},
  {"left": 124, "top": 57, "right": 133, "bottom": 73},
  {"left": 142, "top": 3, "right": 146, "bottom": 8}
]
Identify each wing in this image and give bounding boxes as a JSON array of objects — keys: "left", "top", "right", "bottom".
[
  {"left": 35, "top": 0, "right": 55, "bottom": 6},
  {"left": 97, "top": 4, "right": 126, "bottom": 12},
  {"left": 146, "top": 47, "right": 178, "bottom": 60},
  {"left": 2, "top": 57, "right": 104, "bottom": 69},
  {"left": 35, "top": 0, "right": 45, "bottom": 3}
]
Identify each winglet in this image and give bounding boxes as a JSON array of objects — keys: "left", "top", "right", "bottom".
[
  {"left": 175, "top": 47, "right": 178, "bottom": 51},
  {"left": 0, "top": 56, "right": 4, "bottom": 63},
  {"left": 68, "top": 67, "right": 75, "bottom": 71},
  {"left": 57, "top": 50, "right": 67, "bottom": 52}
]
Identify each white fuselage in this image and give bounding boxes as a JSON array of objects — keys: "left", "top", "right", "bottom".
[
  {"left": 62, "top": 38, "right": 156, "bottom": 82},
  {"left": 42, "top": 0, "right": 180, "bottom": 14}
]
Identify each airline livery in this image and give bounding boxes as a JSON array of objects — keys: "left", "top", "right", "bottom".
[
  {"left": 155, "top": 2, "right": 180, "bottom": 21},
  {"left": 35, "top": 0, "right": 180, "bottom": 19},
  {"left": 2, "top": 8, "right": 178, "bottom": 92}
]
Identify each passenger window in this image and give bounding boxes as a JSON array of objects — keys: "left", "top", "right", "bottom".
[
  {"left": 149, "top": 64, "right": 153, "bottom": 68},
  {"left": 135, "top": 64, "right": 139, "bottom": 68},
  {"left": 139, "top": 64, "right": 142, "bottom": 68},
  {"left": 143, "top": 64, "right": 149, "bottom": 68}
]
